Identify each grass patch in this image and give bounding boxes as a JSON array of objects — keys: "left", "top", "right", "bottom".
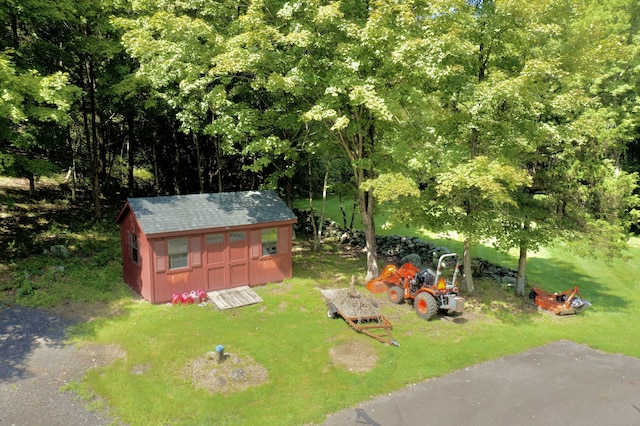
[
  {"left": 67, "top": 236, "right": 640, "bottom": 425},
  {"left": 0, "top": 219, "right": 133, "bottom": 308}
]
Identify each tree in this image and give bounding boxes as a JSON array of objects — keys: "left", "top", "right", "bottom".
[
  {"left": 492, "top": 0, "right": 640, "bottom": 295},
  {"left": 374, "top": 0, "right": 639, "bottom": 295},
  {"left": 0, "top": 51, "right": 78, "bottom": 192},
  {"left": 395, "top": 0, "right": 538, "bottom": 292},
  {"left": 0, "top": 0, "right": 79, "bottom": 193},
  {"left": 115, "top": 1, "right": 265, "bottom": 195},
  {"left": 247, "top": 0, "right": 443, "bottom": 280},
  {"left": 115, "top": 0, "right": 444, "bottom": 279}
]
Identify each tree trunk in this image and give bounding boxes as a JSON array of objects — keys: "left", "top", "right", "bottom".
[
  {"left": 101, "top": 129, "right": 117, "bottom": 195},
  {"left": 67, "top": 132, "right": 77, "bottom": 203},
  {"left": 317, "top": 160, "right": 330, "bottom": 244},
  {"left": 350, "top": 198, "right": 357, "bottom": 229},
  {"left": 284, "top": 175, "right": 293, "bottom": 209},
  {"left": 354, "top": 154, "right": 379, "bottom": 281},
  {"left": 171, "top": 123, "right": 180, "bottom": 195},
  {"left": 84, "top": 55, "right": 102, "bottom": 219},
  {"left": 459, "top": 37, "right": 489, "bottom": 286},
  {"left": 81, "top": 86, "right": 101, "bottom": 218},
  {"left": 28, "top": 174, "right": 35, "bottom": 196},
  {"left": 215, "top": 135, "right": 223, "bottom": 192},
  {"left": 307, "top": 154, "right": 319, "bottom": 250},
  {"left": 333, "top": 108, "right": 379, "bottom": 280},
  {"left": 193, "top": 132, "right": 204, "bottom": 193},
  {"left": 516, "top": 228, "right": 529, "bottom": 296},
  {"left": 70, "top": 161, "right": 76, "bottom": 203},
  {"left": 462, "top": 238, "right": 475, "bottom": 293},
  {"left": 359, "top": 186, "right": 378, "bottom": 281},
  {"left": 458, "top": 41, "right": 485, "bottom": 291},
  {"left": 9, "top": 13, "right": 18, "bottom": 47},
  {"left": 127, "top": 114, "right": 135, "bottom": 198},
  {"left": 152, "top": 132, "right": 159, "bottom": 196}
]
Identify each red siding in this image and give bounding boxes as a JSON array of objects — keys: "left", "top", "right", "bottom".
[
  {"left": 118, "top": 208, "right": 145, "bottom": 298},
  {"left": 118, "top": 203, "right": 295, "bottom": 303},
  {"left": 248, "top": 225, "right": 294, "bottom": 286}
]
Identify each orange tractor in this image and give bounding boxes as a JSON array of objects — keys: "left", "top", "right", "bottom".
[{"left": 366, "top": 253, "right": 465, "bottom": 320}]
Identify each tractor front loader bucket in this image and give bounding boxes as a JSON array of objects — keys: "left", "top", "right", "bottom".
[{"left": 366, "top": 263, "right": 420, "bottom": 294}]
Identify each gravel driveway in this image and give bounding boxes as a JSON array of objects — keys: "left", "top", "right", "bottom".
[{"left": 0, "top": 306, "right": 114, "bottom": 425}]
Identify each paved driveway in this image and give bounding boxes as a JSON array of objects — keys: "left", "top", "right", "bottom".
[{"left": 324, "top": 340, "right": 640, "bottom": 426}]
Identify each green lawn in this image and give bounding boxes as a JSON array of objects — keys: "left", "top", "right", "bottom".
[
  {"left": 70, "top": 235, "right": 639, "bottom": 424},
  {"left": 5, "top": 195, "right": 640, "bottom": 425}
]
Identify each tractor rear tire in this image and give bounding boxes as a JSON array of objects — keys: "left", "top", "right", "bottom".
[
  {"left": 415, "top": 292, "right": 438, "bottom": 320},
  {"left": 387, "top": 286, "right": 404, "bottom": 304}
]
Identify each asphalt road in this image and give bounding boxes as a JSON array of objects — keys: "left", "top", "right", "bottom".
[{"left": 324, "top": 340, "right": 640, "bottom": 426}]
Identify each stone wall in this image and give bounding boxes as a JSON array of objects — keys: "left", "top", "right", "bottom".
[{"left": 294, "top": 209, "right": 523, "bottom": 287}]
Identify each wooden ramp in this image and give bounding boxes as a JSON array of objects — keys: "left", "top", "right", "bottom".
[{"left": 207, "top": 286, "right": 263, "bottom": 310}]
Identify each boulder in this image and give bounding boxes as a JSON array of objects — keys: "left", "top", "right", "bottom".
[
  {"left": 49, "top": 245, "right": 70, "bottom": 258},
  {"left": 400, "top": 253, "right": 421, "bottom": 267}
]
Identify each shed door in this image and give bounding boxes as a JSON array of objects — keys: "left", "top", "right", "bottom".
[
  {"left": 206, "top": 233, "right": 227, "bottom": 290},
  {"left": 206, "top": 230, "right": 249, "bottom": 290},
  {"left": 228, "top": 231, "right": 249, "bottom": 286}
]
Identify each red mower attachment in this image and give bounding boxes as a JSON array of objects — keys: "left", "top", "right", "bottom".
[{"left": 529, "top": 286, "right": 591, "bottom": 315}]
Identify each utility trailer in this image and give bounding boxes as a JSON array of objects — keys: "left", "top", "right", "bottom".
[{"left": 320, "top": 288, "right": 399, "bottom": 346}]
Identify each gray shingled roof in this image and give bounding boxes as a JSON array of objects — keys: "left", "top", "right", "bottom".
[{"left": 125, "top": 190, "right": 297, "bottom": 236}]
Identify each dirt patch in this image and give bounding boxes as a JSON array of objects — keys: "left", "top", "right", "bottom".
[
  {"left": 183, "top": 351, "right": 269, "bottom": 394},
  {"left": 74, "top": 343, "right": 127, "bottom": 371},
  {"left": 48, "top": 298, "right": 142, "bottom": 323},
  {"left": 330, "top": 340, "right": 378, "bottom": 372},
  {"left": 130, "top": 364, "right": 150, "bottom": 375}
]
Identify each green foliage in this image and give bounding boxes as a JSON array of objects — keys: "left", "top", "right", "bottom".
[
  {"left": 0, "top": 43, "right": 79, "bottom": 180},
  {"left": 364, "top": 172, "right": 420, "bottom": 203},
  {"left": 363, "top": 0, "right": 640, "bottom": 287},
  {"left": 5, "top": 156, "right": 60, "bottom": 180},
  {"left": 2, "top": 0, "right": 639, "bottom": 219},
  {"left": 1, "top": 216, "right": 130, "bottom": 307}
]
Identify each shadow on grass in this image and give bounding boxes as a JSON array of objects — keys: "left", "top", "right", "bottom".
[
  {"left": 0, "top": 299, "right": 135, "bottom": 384},
  {"left": 61, "top": 298, "right": 138, "bottom": 341},
  {"left": 292, "top": 238, "right": 365, "bottom": 287},
  {"left": 526, "top": 256, "right": 630, "bottom": 312},
  {"left": 292, "top": 230, "right": 628, "bottom": 327},
  {"left": 0, "top": 178, "right": 124, "bottom": 263}
]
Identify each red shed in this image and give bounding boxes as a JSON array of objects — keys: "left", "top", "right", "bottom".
[{"left": 116, "top": 190, "right": 297, "bottom": 303}]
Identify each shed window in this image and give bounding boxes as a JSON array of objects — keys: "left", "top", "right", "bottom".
[
  {"left": 168, "top": 238, "right": 189, "bottom": 270},
  {"left": 206, "top": 233, "right": 224, "bottom": 245},
  {"left": 229, "top": 231, "right": 245, "bottom": 242},
  {"left": 262, "top": 228, "right": 278, "bottom": 255},
  {"left": 131, "top": 233, "right": 139, "bottom": 264}
]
